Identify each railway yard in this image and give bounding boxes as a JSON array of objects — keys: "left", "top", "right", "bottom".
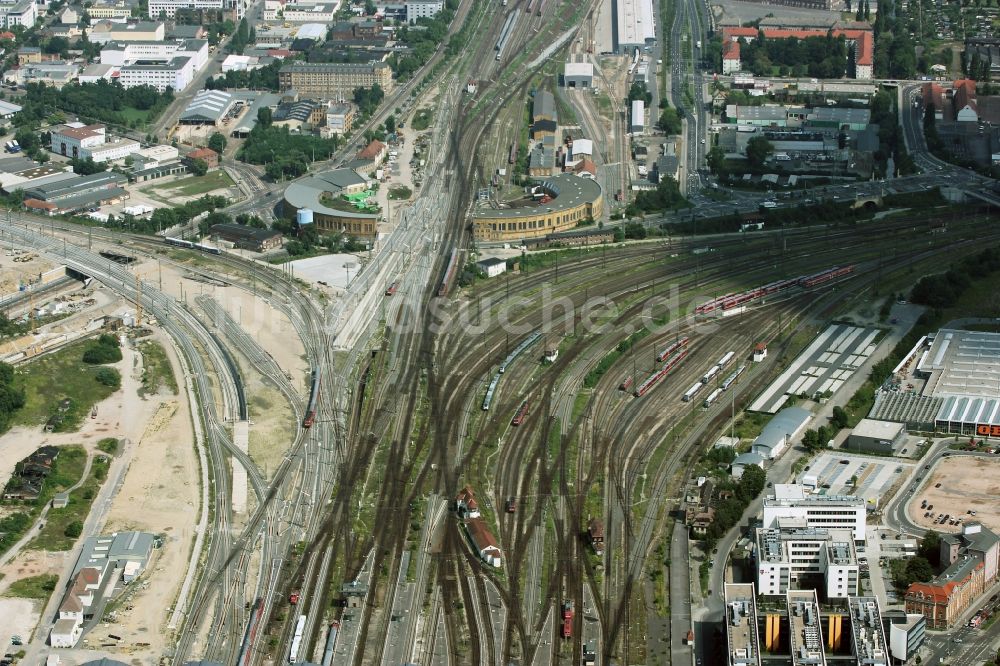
[{"left": 0, "top": 0, "right": 1000, "bottom": 662}]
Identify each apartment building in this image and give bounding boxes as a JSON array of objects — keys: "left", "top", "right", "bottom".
[
  {"left": 762, "top": 484, "right": 867, "bottom": 544},
  {"left": 0, "top": 0, "right": 37, "bottom": 28},
  {"left": 405, "top": 0, "right": 443, "bottom": 21},
  {"left": 755, "top": 524, "right": 859, "bottom": 598},
  {"left": 278, "top": 61, "right": 392, "bottom": 96},
  {"left": 88, "top": 0, "right": 133, "bottom": 18},
  {"left": 88, "top": 20, "right": 165, "bottom": 44}
]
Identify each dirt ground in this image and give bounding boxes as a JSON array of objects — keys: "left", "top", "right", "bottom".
[
  {"left": 247, "top": 376, "right": 297, "bottom": 478},
  {"left": 0, "top": 250, "right": 54, "bottom": 294},
  {"left": 0, "top": 597, "right": 44, "bottom": 645},
  {"left": 98, "top": 332, "right": 198, "bottom": 661},
  {"left": 908, "top": 456, "right": 1000, "bottom": 534}
]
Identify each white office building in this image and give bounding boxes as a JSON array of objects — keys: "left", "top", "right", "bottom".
[
  {"left": 0, "top": 0, "right": 36, "bottom": 28},
  {"left": 762, "top": 484, "right": 867, "bottom": 544},
  {"left": 756, "top": 524, "right": 859, "bottom": 598},
  {"left": 100, "top": 39, "right": 208, "bottom": 91},
  {"left": 147, "top": 0, "right": 246, "bottom": 19}
]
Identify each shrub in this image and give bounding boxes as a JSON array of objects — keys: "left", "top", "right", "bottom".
[
  {"left": 64, "top": 520, "right": 83, "bottom": 538},
  {"left": 95, "top": 367, "right": 121, "bottom": 389}
]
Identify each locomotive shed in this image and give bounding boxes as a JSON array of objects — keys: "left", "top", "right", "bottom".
[{"left": 749, "top": 323, "right": 883, "bottom": 413}]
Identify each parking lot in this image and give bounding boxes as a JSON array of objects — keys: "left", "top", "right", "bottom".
[
  {"left": 908, "top": 454, "right": 1000, "bottom": 535},
  {"left": 800, "top": 451, "right": 915, "bottom": 505}
]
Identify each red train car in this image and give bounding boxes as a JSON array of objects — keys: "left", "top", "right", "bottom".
[
  {"left": 385, "top": 282, "right": 398, "bottom": 296},
  {"left": 619, "top": 376, "right": 634, "bottom": 392},
  {"left": 562, "top": 600, "right": 574, "bottom": 639},
  {"left": 655, "top": 336, "right": 690, "bottom": 363},
  {"left": 511, "top": 401, "right": 529, "bottom": 426}
]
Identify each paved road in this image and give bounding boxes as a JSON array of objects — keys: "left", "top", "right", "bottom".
[{"left": 668, "top": 520, "right": 692, "bottom": 666}]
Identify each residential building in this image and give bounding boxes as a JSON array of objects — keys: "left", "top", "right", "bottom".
[
  {"left": 354, "top": 139, "right": 387, "bottom": 170},
  {"left": 324, "top": 102, "right": 355, "bottom": 136},
  {"left": 923, "top": 81, "right": 946, "bottom": 121},
  {"left": 762, "top": 484, "right": 867, "bottom": 543},
  {"left": 262, "top": 1, "right": 339, "bottom": 22},
  {"left": 278, "top": 61, "right": 392, "bottom": 97},
  {"left": 847, "top": 597, "right": 889, "bottom": 666},
  {"left": 147, "top": 0, "right": 245, "bottom": 20},
  {"left": 755, "top": 525, "right": 859, "bottom": 598},
  {"left": 564, "top": 61, "right": 593, "bottom": 88},
  {"left": 953, "top": 78, "right": 979, "bottom": 122},
  {"left": 905, "top": 522, "right": 1000, "bottom": 628},
  {"left": 88, "top": 0, "right": 133, "bottom": 18},
  {"left": 476, "top": 257, "right": 506, "bottom": 278},
  {"left": 723, "top": 39, "right": 741, "bottom": 74},
  {"left": 210, "top": 223, "right": 283, "bottom": 251},
  {"left": 787, "top": 590, "right": 827, "bottom": 666},
  {"left": 0, "top": 0, "right": 37, "bottom": 29},
  {"left": 405, "top": 0, "right": 441, "bottom": 21},
  {"left": 185, "top": 147, "right": 219, "bottom": 168},
  {"left": 750, "top": 406, "right": 812, "bottom": 460},
  {"left": 17, "top": 45, "right": 41, "bottom": 64},
  {"left": 724, "top": 583, "right": 761, "bottom": 666},
  {"left": 88, "top": 20, "right": 165, "bottom": 44}
]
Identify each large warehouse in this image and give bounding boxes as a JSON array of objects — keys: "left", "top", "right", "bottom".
[
  {"left": 615, "top": 0, "right": 655, "bottom": 53},
  {"left": 872, "top": 329, "right": 1000, "bottom": 435}
]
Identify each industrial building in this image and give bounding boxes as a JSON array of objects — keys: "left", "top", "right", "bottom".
[
  {"left": 278, "top": 61, "right": 392, "bottom": 97},
  {"left": 905, "top": 521, "right": 1000, "bottom": 628},
  {"left": 49, "top": 123, "right": 141, "bottom": 163},
  {"left": 179, "top": 90, "right": 235, "bottom": 125},
  {"left": 724, "top": 583, "right": 761, "bottom": 666},
  {"left": 847, "top": 418, "right": 906, "bottom": 454},
  {"left": 563, "top": 62, "right": 594, "bottom": 88},
  {"left": 23, "top": 171, "right": 129, "bottom": 215},
  {"left": 614, "top": 0, "right": 655, "bottom": 53},
  {"left": 472, "top": 173, "right": 604, "bottom": 242},
  {"left": 749, "top": 406, "right": 812, "bottom": 460},
  {"left": 282, "top": 168, "right": 379, "bottom": 239},
  {"left": 630, "top": 99, "right": 645, "bottom": 134},
  {"left": 210, "top": 224, "right": 283, "bottom": 252},
  {"left": 918, "top": 329, "right": 1000, "bottom": 399},
  {"left": 755, "top": 524, "right": 859, "bottom": 598},
  {"left": 762, "top": 484, "right": 867, "bottom": 544}
]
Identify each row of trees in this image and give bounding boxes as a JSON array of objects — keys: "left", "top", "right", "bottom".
[
  {"left": 0, "top": 360, "right": 25, "bottom": 433},
  {"left": 387, "top": 0, "right": 459, "bottom": 80},
  {"left": 206, "top": 59, "right": 282, "bottom": 92},
  {"left": 271, "top": 216, "right": 364, "bottom": 257},
  {"left": 909, "top": 246, "right": 1000, "bottom": 308},
  {"left": 626, "top": 176, "right": 687, "bottom": 216},
  {"left": 13, "top": 81, "right": 174, "bottom": 130}
]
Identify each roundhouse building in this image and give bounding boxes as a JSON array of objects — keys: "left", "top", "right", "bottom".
[
  {"left": 282, "top": 168, "right": 379, "bottom": 238},
  {"left": 472, "top": 174, "right": 603, "bottom": 243}
]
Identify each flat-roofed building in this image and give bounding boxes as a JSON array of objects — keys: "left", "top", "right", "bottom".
[
  {"left": 179, "top": 89, "right": 234, "bottom": 125},
  {"left": 847, "top": 597, "right": 889, "bottom": 666},
  {"left": 472, "top": 173, "right": 603, "bottom": 242},
  {"left": 564, "top": 61, "right": 593, "bottom": 88},
  {"left": 615, "top": 0, "right": 655, "bottom": 53},
  {"left": 756, "top": 524, "right": 859, "bottom": 598},
  {"left": 631, "top": 99, "right": 645, "bottom": 133},
  {"left": 763, "top": 484, "right": 866, "bottom": 544},
  {"left": 724, "top": 583, "right": 761, "bottom": 666},
  {"left": 88, "top": 20, "right": 165, "bottom": 44},
  {"left": 278, "top": 61, "right": 391, "bottom": 97},
  {"left": 885, "top": 611, "right": 926, "bottom": 663},
  {"left": 848, "top": 418, "right": 906, "bottom": 454},
  {"left": 787, "top": 589, "right": 827, "bottom": 666}
]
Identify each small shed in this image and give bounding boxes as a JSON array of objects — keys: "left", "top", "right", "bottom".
[
  {"left": 52, "top": 492, "right": 69, "bottom": 508},
  {"left": 476, "top": 257, "right": 507, "bottom": 278}
]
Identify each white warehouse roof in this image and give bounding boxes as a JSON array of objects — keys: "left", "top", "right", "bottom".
[
  {"left": 564, "top": 62, "right": 593, "bottom": 78},
  {"left": 616, "top": 0, "right": 655, "bottom": 50}
]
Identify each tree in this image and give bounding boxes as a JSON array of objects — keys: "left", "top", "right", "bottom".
[
  {"left": 919, "top": 530, "right": 941, "bottom": 567},
  {"left": 64, "top": 520, "right": 83, "bottom": 537},
  {"left": 706, "top": 145, "right": 727, "bottom": 177},
  {"left": 739, "top": 464, "right": 767, "bottom": 500},
  {"left": 657, "top": 106, "right": 682, "bottom": 134},
  {"left": 906, "top": 556, "right": 934, "bottom": 583},
  {"left": 69, "top": 157, "right": 106, "bottom": 175},
  {"left": 257, "top": 106, "right": 272, "bottom": 129},
  {"left": 802, "top": 429, "right": 820, "bottom": 452},
  {"left": 384, "top": 115, "right": 396, "bottom": 134},
  {"left": 745, "top": 135, "right": 773, "bottom": 167},
  {"left": 207, "top": 132, "right": 227, "bottom": 154},
  {"left": 831, "top": 406, "right": 849, "bottom": 429},
  {"left": 95, "top": 367, "right": 121, "bottom": 389},
  {"left": 627, "top": 81, "right": 652, "bottom": 105},
  {"left": 189, "top": 158, "right": 208, "bottom": 176}
]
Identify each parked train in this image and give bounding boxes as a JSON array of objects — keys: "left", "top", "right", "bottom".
[
  {"left": 561, "top": 600, "right": 574, "bottom": 639},
  {"left": 288, "top": 614, "right": 307, "bottom": 663},
  {"left": 320, "top": 621, "right": 340, "bottom": 666},
  {"left": 303, "top": 367, "right": 320, "bottom": 428},
  {"left": 511, "top": 400, "right": 529, "bottom": 426},
  {"left": 682, "top": 380, "right": 704, "bottom": 402},
  {"left": 438, "top": 248, "right": 461, "bottom": 298},
  {"left": 236, "top": 597, "right": 265, "bottom": 666},
  {"left": 619, "top": 376, "right": 634, "bottom": 392},
  {"left": 721, "top": 365, "right": 746, "bottom": 391},
  {"left": 385, "top": 282, "right": 398, "bottom": 296},
  {"left": 164, "top": 237, "right": 223, "bottom": 255},
  {"left": 483, "top": 331, "right": 542, "bottom": 411},
  {"left": 656, "top": 336, "right": 690, "bottom": 363},
  {"left": 695, "top": 265, "right": 855, "bottom": 315},
  {"left": 703, "top": 387, "right": 724, "bottom": 407},
  {"left": 634, "top": 348, "right": 689, "bottom": 397}
]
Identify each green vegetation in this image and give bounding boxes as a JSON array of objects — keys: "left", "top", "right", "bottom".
[
  {"left": 13, "top": 339, "right": 119, "bottom": 431},
  {"left": 387, "top": 0, "right": 458, "bottom": 79},
  {"left": 137, "top": 340, "right": 178, "bottom": 396},
  {"left": 625, "top": 176, "right": 687, "bottom": 216},
  {"left": 657, "top": 101, "right": 682, "bottom": 134},
  {"left": 388, "top": 185, "right": 412, "bottom": 200},
  {"left": 145, "top": 171, "right": 234, "bottom": 198},
  {"left": 30, "top": 455, "right": 109, "bottom": 551},
  {"left": 697, "top": 464, "right": 766, "bottom": 548},
  {"left": 207, "top": 58, "right": 281, "bottom": 92},
  {"left": 736, "top": 31, "right": 849, "bottom": 78},
  {"left": 0, "top": 360, "right": 25, "bottom": 434},
  {"left": 270, "top": 217, "right": 364, "bottom": 260},
  {"left": 82, "top": 334, "right": 123, "bottom": 365},
  {"left": 2, "top": 574, "right": 58, "bottom": 600},
  {"left": 583, "top": 329, "right": 651, "bottom": 388},
  {"left": 95, "top": 368, "right": 121, "bottom": 390},
  {"left": 411, "top": 108, "right": 433, "bottom": 131},
  {"left": 14, "top": 81, "right": 174, "bottom": 130},
  {"left": 238, "top": 123, "right": 341, "bottom": 181},
  {"left": 96, "top": 195, "right": 228, "bottom": 236},
  {"left": 97, "top": 438, "right": 120, "bottom": 456}
]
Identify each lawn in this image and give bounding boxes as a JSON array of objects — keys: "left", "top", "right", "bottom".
[
  {"left": 2, "top": 574, "right": 58, "bottom": 600},
  {"left": 411, "top": 108, "right": 433, "bottom": 131},
  {"left": 12, "top": 338, "right": 119, "bottom": 431},
  {"left": 29, "top": 455, "right": 109, "bottom": 551},
  {"left": 97, "top": 437, "right": 119, "bottom": 456},
  {"left": 120, "top": 106, "right": 151, "bottom": 125},
  {"left": 388, "top": 185, "right": 412, "bottom": 200},
  {"left": 137, "top": 340, "right": 178, "bottom": 396},
  {"left": 143, "top": 170, "right": 234, "bottom": 198}
]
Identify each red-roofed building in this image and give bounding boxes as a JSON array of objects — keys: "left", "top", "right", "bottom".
[
  {"left": 267, "top": 49, "right": 292, "bottom": 58},
  {"left": 905, "top": 522, "right": 999, "bottom": 628},
  {"left": 572, "top": 157, "right": 597, "bottom": 177},
  {"left": 354, "top": 139, "right": 387, "bottom": 169},
  {"left": 722, "top": 39, "right": 741, "bottom": 74},
  {"left": 923, "top": 82, "right": 945, "bottom": 121},
  {"left": 465, "top": 517, "right": 502, "bottom": 568},
  {"left": 952, "top": 79, "right": 979, "bottom": 122},
  {"left": 721, "top": 26, "right": 873, "bottom": 79},
  {"left": 185, "top": 147, "right": 219, "bottom": 169},
  {"left": 24, "top": 198, "right": 57, "bottom": 214}
]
